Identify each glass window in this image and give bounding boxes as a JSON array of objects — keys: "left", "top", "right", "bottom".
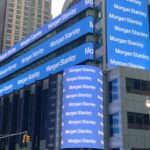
[
  {"left": 109, "top": 79, "right": 118, "bottom": 103},
  {"left": 5, "top": 34, "right": 11, "bottom": 40},
  {"left": 109, "top": 113, "right": 120, "bottom": 137},
  {"left": 126, "top": 78, "right": 134, "bottom": 92},
  {"left": 40, "top": 89, "right": 48, "bottom": 139},
  {"left": 135, "top": 113, "right": 143, "bottom": 129},
  {"left": 143, "top": 114, "right": 150, "bottom": 130},
  {"left": 8, "top": 18, "right": 13, "bottom": 23},
  {"left": 7, "top": 29, "right": 12, "bottom": 34},
  {"left": 8, "top": 13, "right": 13, "bottom": 18},
  {"left": 147, "top": 82, "right": 150, "bottom": 91},
  {"left": 141, "top": 80, "right": 148, "bottom": 91},
  {"left": 16, "top": 15, "right": 21, "bottom": 19},
  {"left": 128, "top": 112, "right": 150, "bottom": 130},
  {"left": 128, "top": 112, "right": 135, "bottom": 124},
  {"left": 6, "top": 40, "right": 10, "bottom": 45},
  {"left": 31, "top": 12, "right": 34, "bottom": 17},
  {"left": 126, "top": 78, "right": 150, "bottom": 95},
  {"left": 15, "top": 20, "right": 20, "bottom": 25},
  {"left": 7, "top": 24, "right": 12, "bottom": 28},
  {"left": 24, "top": 6, "right": 28, "bottom": 11},
  {"left": 9, "top": 1, "right": 14, "bottom": 5},
  {"left": 17, "top": 4, "right": 21, "bottom": 9},
  {"left": 16, "top": 9, "right": 21, "bottom": 14},
  {"left": 134, "top": 79, "right": 141, "bottom": 90}
]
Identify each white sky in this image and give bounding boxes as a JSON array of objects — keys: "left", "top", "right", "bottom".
[{"left": 52, "top": 0, "right": 66, "bottom": 18}]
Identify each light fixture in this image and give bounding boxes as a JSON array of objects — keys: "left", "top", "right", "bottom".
[
  {"left": 145, "top": 99, "right": 150, "bottom": 108},
  {"left": 145, "top": 97, "right": 150, "bottom": 121},
  {"left": 145, "top": 97, "right": 150, "bottom": 108}
]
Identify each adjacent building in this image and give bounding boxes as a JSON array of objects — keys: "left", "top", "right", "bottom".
[
  {"left": 0, "top": 0, "right": 7, "bottom": 52},
  {"left": 105, "top": 67, "right": 150, "bottom": 150},
  {"left": 1, "top": 0, "right": 52, "bottom": 53},
  {"left": 62, "top": 0, "right": 80, "bottom": 12},
  {"left": 0, "top": 0, "right": 150, "bottom": 150}
]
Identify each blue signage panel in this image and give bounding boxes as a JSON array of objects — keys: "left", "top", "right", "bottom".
[
  {"left": 0, "top": 16, "right": 93, "bottom": 79},
  {"left": 0, "top": 0, "right": 93, "bottom": 62},
  {"left": 107, "top": 0, "right": 149, "bottom": 70},
  {"left": 0, "top": 42, "right": 94, "bottom": 96},
  {"left": 61, "top": 65, "right": 104, "bottom": 149}
]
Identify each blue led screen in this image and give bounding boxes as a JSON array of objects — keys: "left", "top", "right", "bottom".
[
  {"left": 0, "top": 42, "right": 94, "bottom": 96},
  {"left": 0, "top": 16, "right": 93, "bottom": 79},
  {"left": 61, "top": 65, "right": 104, "bottom": 149},
  {"left": 0, "top": 0, "right": 93, "bottom": 62},
  {"left": 107, "top": 0, "right": 149, "bottom": 70}
]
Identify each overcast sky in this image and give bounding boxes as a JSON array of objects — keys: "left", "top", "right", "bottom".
[{"left": 52, "top": 0, "right": 66, "bottom": 18}]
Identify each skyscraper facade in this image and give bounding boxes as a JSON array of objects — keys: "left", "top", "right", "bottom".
[
  {"left": 0, "top": 0, "right": 7, "bottom": 52},
  {"left": 62, "top": 0, "right": 80, "bottom": 12},
  {"left": 1, "top": 0, "right": 52, "bottom": 53}
]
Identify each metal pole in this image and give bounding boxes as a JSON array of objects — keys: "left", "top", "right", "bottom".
[
  {"left": 149, "top": 110, "right": 150, "bottom": 121},
  {"left": 0, "top": 131, "right": 27, "bottom": 140},
  {"left": 93, "top": 0, "right": 96, "bottom": 65},
  {"left": 103, "top": 0, "right": 107, "bottom": 70}
]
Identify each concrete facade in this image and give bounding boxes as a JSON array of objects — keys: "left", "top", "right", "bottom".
[{"left": 106, "top": 67, "right": 150, "bottom": 150}]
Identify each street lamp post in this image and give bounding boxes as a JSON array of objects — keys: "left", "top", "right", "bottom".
[{"left": 145, "top": 97, "right": 150, "bottom": 121}]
